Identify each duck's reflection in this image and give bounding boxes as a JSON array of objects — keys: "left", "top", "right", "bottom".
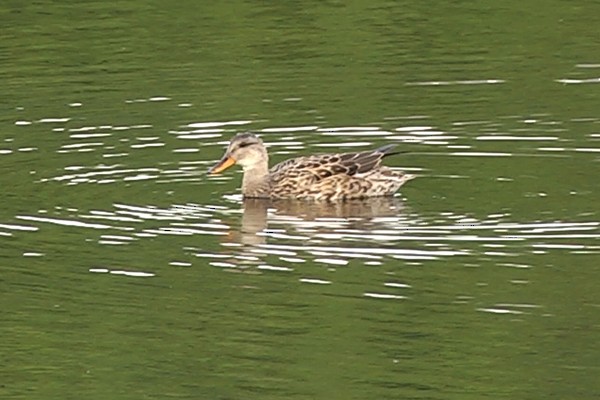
[
  {"left": 229, "top": 196, "right": 405, "bottom": 247},
  {"left": 217, "top": 197, "right": 407, "bottom": 270},
  {"left": 270, "top": 196, "right": 404, "bottom": 219},
  {"left": 237, "top": 198, "right": 270, "bottom": 246}
]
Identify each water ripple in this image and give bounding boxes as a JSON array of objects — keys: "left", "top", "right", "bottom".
[{"left": 406, "top": 79, "right": 505, "bottom": 86}]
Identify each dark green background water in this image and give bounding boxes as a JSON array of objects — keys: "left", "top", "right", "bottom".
[{"left": 2, "top": 1, "right": 599, "bottom": 399}]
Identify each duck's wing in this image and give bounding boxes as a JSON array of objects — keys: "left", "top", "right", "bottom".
[
  {"left": 269, "top": 156, "right": 302, "bottom": 175},
  {"left": 270, "top": 144, "right": 398, "bottom": 181},
  {"left": 335, "top": 144, "right": 398, "bottom": 175}
]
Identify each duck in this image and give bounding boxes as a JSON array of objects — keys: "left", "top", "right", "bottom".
[{"left": 208, "top": 132, "right": 414, "bottom": 201}]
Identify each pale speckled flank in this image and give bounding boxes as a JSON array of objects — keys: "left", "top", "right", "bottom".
[{"left": 209, "top": 133, "right": 414, "bottom": 201}]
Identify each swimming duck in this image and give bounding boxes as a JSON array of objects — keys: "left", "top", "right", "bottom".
[{"left": 208, "top": 133, "right": 414, "bottom": 201}]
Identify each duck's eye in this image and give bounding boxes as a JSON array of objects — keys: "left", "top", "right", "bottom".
[{"left": 238, "top": 142, "right": 252, "bottom": 149}]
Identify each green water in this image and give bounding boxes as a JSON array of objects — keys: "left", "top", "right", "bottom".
[{"left": 2, "top": 1, "right": 599, "bottom": 399}]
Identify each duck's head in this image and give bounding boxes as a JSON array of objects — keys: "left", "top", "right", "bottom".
[{"left": 208, "top": 133, "right": 267, "bottom": 174}]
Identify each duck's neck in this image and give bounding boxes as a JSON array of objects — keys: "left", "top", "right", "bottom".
[{"left": 242, "top": 161, "right": 270, "bottom": 198}]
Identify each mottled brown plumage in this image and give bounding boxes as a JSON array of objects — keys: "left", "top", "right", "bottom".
[{"left": 208, "top": 133, "right": 414, "bottom": 200}]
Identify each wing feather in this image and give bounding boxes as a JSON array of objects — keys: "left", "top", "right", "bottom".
[{"left": 269, "top": 145, "right": 398, "bottom": 183}]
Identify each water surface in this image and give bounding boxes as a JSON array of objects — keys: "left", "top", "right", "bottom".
[{"left": 2, "top": 1, "right": 599, "bottom": 399}]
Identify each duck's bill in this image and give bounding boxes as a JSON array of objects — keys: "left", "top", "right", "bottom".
[{"left": 208, "top": 156, "right": 236, "bottom": 174}]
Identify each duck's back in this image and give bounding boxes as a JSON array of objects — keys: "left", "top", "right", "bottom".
[
  {"left": 266, "top": 145, "right": 413, "bottom": 200},
  {"left": 270, "top": 145, "right": 395, "bottom": 175}
]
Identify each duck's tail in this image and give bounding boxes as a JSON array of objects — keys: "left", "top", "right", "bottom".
[{"left": 376, "top": 144, "right": 409, "bottom": 157}]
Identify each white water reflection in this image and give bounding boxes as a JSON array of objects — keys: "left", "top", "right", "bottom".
[
  {"left": 187, "top": 120, "right": 252, "bottom": 129},
  {"left": 476, "top": 135, "right": 559, "bottom": 141},
  {"left": 16, "top": 215, "right": 124, "bottom": 230},
  {"left": 556, "top": 77, "right": 600, "bottom": 84},
  {"left": 405, "top": 79, "right": 505, "bottom": 86},
  {"left": 299, "top": 278, "right": 332, "bottom": 285},
  {"left": 125, "top": 96, "right": 172, "bottom": 103},
  {"left": 363, "top": 293, "right": 406, "bottom": 300},
  {"left": 0, "top": 223, "right": 39, "bottom": 232},
  {"left": 89, "top": 268, "right": 155, "bottom": 277}
]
